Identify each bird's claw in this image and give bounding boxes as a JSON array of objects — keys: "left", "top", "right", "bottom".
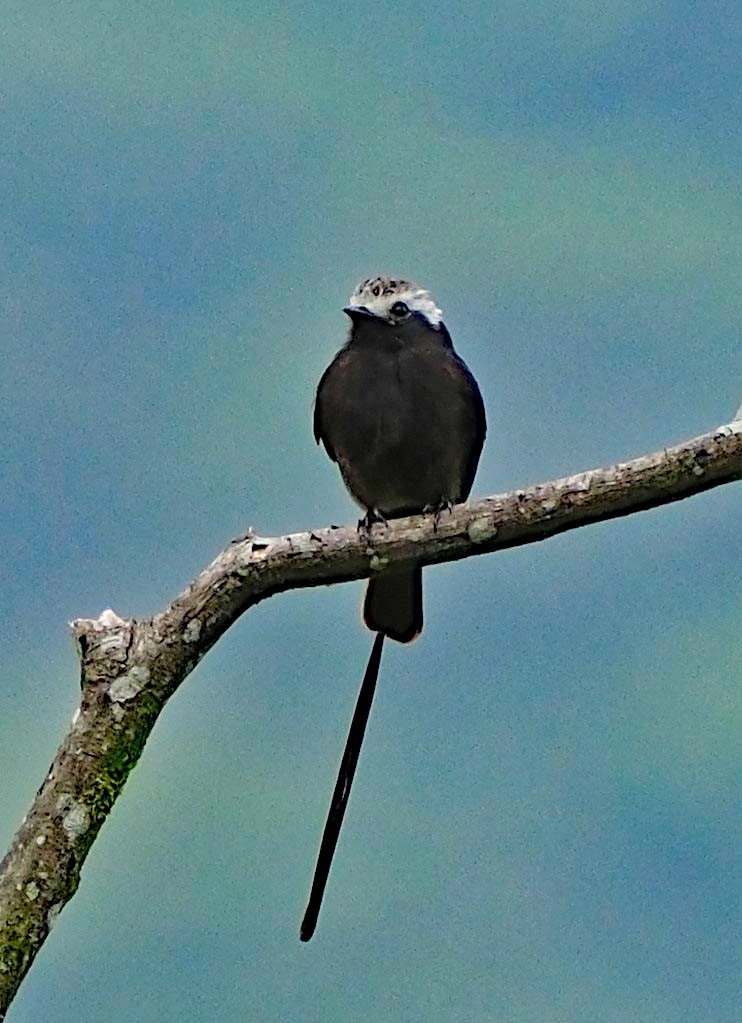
[
  {"left": 424, "top": 499, "right": 454, "bottom": 532},
  {"left": 357, "top": 509, "right": 388, "bottom": 535}
]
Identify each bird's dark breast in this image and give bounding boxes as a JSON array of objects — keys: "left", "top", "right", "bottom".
[{"left": 316, "top": 339, "right": 482, "bottom": 516}]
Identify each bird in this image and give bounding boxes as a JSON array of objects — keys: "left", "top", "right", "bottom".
[{"left": 301, "top": 275, "right": 486, "bottom": 941}]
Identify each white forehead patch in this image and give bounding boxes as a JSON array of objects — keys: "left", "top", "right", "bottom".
[{"left": 348, "top": 276, "right": 443, "bottom": 328}]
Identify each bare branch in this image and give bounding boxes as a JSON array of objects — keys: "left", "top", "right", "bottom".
[{"left": 1, "top": 416, "right": 740, "bottom": 1016}]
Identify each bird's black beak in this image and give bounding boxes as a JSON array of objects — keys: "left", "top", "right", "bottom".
[{"left": 343, "top": 305, "right": 380, "bottom": 323}]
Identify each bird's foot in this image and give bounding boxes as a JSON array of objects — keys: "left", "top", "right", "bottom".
[
  {"left": 424, "top": 499, "right": 454, "bottom": 532},
  {"left": 357, "top": 508, "right": 388, "bottom": 536}
]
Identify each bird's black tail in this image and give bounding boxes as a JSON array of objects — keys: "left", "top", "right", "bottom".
[
  {"left": 364, "top": 566, "right": 422, "bottom": 643},
  {"left": 300, "top": 631, "right": 385, "bottom": 942}
]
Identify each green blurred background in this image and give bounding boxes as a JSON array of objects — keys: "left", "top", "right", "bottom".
[{"left": 1, "top": 2, "right": 740, "bottom": 1020}]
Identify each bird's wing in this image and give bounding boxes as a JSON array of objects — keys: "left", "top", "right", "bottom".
[
  {"left": 448, "top": 350, "right": 487, "bottom": 501},
  {"left": 313, "top": 351, "right": 344, "bottom": 462}
]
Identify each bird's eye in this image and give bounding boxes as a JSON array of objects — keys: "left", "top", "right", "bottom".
[{"left": 390, "top": 301, "right": 409, "bottom": 317}]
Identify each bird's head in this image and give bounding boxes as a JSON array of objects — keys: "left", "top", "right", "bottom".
[{"left": 344, "top": 276, "right": 443, "bottom": 331}]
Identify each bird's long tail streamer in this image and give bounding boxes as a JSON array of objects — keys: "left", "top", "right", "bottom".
[{"left": 300, "top": 631, "right": 385, "bottom": 941}]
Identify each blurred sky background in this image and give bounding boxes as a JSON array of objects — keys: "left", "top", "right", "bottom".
[{"left": 1, "top": 1, "right": 740, "bottom": 1020}]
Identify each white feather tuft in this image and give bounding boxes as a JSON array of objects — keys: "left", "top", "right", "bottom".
[{"left": 348, "top": 276, "right": 443, "bottom": 328}]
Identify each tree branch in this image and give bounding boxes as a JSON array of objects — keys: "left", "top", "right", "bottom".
[{"left": 1, "top": 415, "right": 741, "bottom": 1016}]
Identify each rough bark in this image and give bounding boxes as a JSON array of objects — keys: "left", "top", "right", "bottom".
[{"left": 1, "top": 416, "right": 741, "bottom": 1017}]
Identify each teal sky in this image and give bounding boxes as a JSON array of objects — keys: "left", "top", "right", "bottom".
[{"left": 1, "top": 2, "right": 741, "bottom": 1020}]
